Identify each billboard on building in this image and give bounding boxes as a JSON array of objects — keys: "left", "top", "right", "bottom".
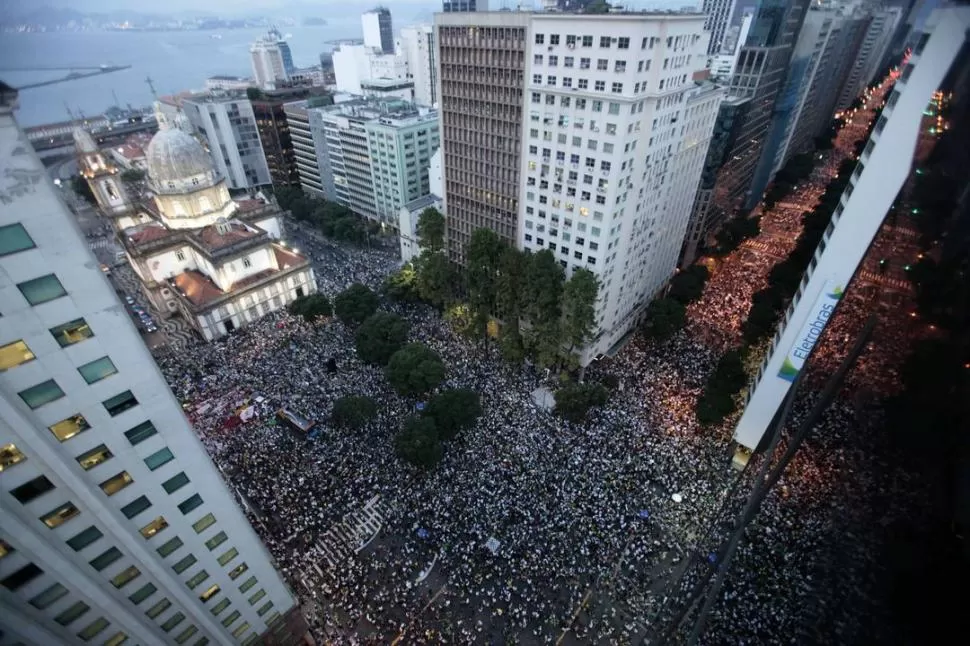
[{"left": 777, "top": 279, "right": 844, "bottom": 382}]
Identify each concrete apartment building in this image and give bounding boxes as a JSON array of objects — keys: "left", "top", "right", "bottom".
[
  {"left": 0, "top": 86, "right": 307, "bottom": 645},
  {"left": 434, "top": 11, "right": 723, "bottom": 360},
  {"left": 362, "top": 8, "right": 394, "bottom": 55},
  {"left": 180, "top": 93, "right": 273, "bottom": 191},
  {"left": 251, "top": 88, "right": 332, "bottom": 187},
  {"left": 702, "top": 0, "right": 739, "bottom": 55},
  {"left": 836, "top": 4, "right": 904, "bottom": 111},
  {"left": 733, "top": 6, "right": 970, "bottom": 457},
  {"left": 399, "top": 24, "right": 438, "bottom": 106},
  {"left": 282, "top": 100, "right": 326, "bottom": 198}
]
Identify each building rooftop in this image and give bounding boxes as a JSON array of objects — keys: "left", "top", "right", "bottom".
[
  {"left": 196, "top": 221, "right": 260, "bottom": 251},
  {"left": 403, "top": 194, "right": 440, "bottom": 212},
  {"left": 127, "top": 223, "right": 174, "bottom": 246},
  {"left": 315, "top": 97, "right": 437, "bottom": 127}
]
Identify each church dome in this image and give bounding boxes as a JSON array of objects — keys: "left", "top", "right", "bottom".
[{"left": 146, "top": 126, "right": 214, "bottom": 187}]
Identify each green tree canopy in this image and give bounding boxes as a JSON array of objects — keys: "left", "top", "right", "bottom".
[
  {"left": 386, "top": 343, "right": 446, "bottom": 396},
  {"left": 71, "top": 175, "right": 97, "bottom": 205},
  {"left": 120, "top": 168, "right": 146, "bottom": 183},
  {"left": 496, "top": 246, "right": 528, "bottom": 319},
  {"left": 414, "top": 251, "right": 455, "bottom": 307},
  {"left": 288, "top": 293, "right": 332, "bottom": 321},
  {"left": 668, "top": 264, "right": 709, "bottom": 304},
  {"left": 554, "top": 382, "right": 609, "bottom": 424},
  {"left": 466, "top": 228, "right": 505, "bottom": 323},
  {"left": 416, "top": 207, "right": 445, "bottom": 252},
  {"left": 382, "top": 263, "right": 420, "bottom": 303},
  {"left": 394, "top": 415, "right": 443, "bottom": 469},
  {"left": 354, "top": 312, "right": 409, "bottom": 365},
  {"left": 330, "top": 395, "right": 378, "bottom": 429},
  {"left": 522, "top": 250, "right": 565, "bottom": 325},
  {"left": 560, "top": 268, "right": 599, "bottom": 353},
  {"left": 642, "top": 297, "right": 686, "bottom": 343},
  {"left": 333, "top": 283, "right": 379, "bottom": 326},
  {"left": 695, "top": 348, "right": 747, "bottom": 426},
  {"left": 498, "top": 321, "right": 527, "bottom": 364},
  {"left": 423, "top": 388, "right": 482, "bottom": 441}
]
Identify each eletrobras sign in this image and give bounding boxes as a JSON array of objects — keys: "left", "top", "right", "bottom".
[{"left": 777, "top": 279, "right": 844, "bottom": 383}]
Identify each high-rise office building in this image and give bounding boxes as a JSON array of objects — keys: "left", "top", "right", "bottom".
[
  {"left": 836, "top": 5, "right": 904, "bottom": 111},
  {"left": 399, "top": 24, "right": 438, "bottom": 106},
  {"left": 443, "top": 0, "right": 490, "bottom": 12},
  {"left": 251, "top": 88, "right": 332, "bottom": 187},
  {"left": 733, "top": 6, "right": 970, "bottom": 456},
  {"left": 435, "top": 11, "right": 723, "bottom": 360},
  {"left": 283, "top": 100, "right": 326, "bottom": 198},
  {"left": 709, "top": 0, "right": 810, "bottom": 215},
  {"left": 268, "top": 28, "right": 296, "bottom": 74},
  {"left": 0, "top": 85, "right": 307, "bottom": 645},
  {"left": 703, "top": 0, "right": 740, "bottom": 55},
  {"left": 250, "top": 33, "right": 291, "bottom": 90},
  {"left": 362, "top": 8, "right": 394, "bottom": 55}
]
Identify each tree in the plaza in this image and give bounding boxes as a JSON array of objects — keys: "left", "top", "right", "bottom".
[
  {"left": 333, "top": 283, "right": 379, "bottom": 326},
  {"left": 560, "top": 268, "right": 599, "bottom": 358},
  {"left": 288, "top": 293, "right": 333, "bottom": 321},
  {"left": 330, "top": 395, "right": 378, "bottom": 429},
  {"left": 641, "top": 297, "right": 686, "bottom": 343},
  {"left": 386, "top": 343, "right": 446, "bottom": 396},
  {"left": 444, "top": 303, "right": 483, "bottom": 339},
  {"left": 466, "top": 228, "right": 505, "bottom": 324},
  {"left": 695, "top": 348, "right": 747, "bottom": 426},
  {"left": 246, "top": 87, "right": 265, "bottom": 101},
  {"left": 553, "top": 382, "right": 609, "bottom": 424},
  {"left": 382, "top": 263, "right": 420, "bottom": 303},
  {"left": 715, "top": 215, "right": 761, "bottom": 255},
  {"left": 695, "top": 387, "right": 738, "bottom": 426},
  {"left": 354, "top": 312, "right": 409, "bottom": 365},
  {"left": 394, "top": 415, "right": 443, "bottom": 469},
  {"left": 667, "top": 264, "right": 710, "bottom": 305},
  {"left": 275, "top": 186, "right": 313, "bottom": 220},
  {"left": 521, "top": 249, "right": 565, "bottom": 325},
  {"left": 413, "top": 250, "right": 455, "bottom": 308},
  {"left": 423, "top": 388, "right": 482, "bottom": 441},
  {"left": 71, "top": 175, "right": 97, "bottom": 205},
  {"left": 496, "top": 246, "right": 528, "bottom": 319},
  {"left": 120, "top": 168, "right": 146, "bottom": 184},
  {"left": 416, "top": 207, "right": 445, "bottom": 252},
  {"left": 498, "top": 321, "right": 527, "bottom": 365}
]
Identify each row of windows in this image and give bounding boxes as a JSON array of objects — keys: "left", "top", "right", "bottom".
[{"left": 534, "top": 54, "right": 645, "bottom": 74}]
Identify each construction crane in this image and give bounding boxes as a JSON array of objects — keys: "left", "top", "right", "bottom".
[{"left": 0, "top": 65, "right": 131, "bottom": 91}]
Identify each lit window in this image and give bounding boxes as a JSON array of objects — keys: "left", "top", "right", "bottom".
[
  {"left": 2, "top": 563, "right": 43, "bottom": 590},
  {"left": 217, "top": 547, "right": 239, "bottom": 567},
  {"left": 228, "top": 562, "right": 248, "bottom": 580},
  {"left": 110, "top": 565, "right": 141, "bottom": 589},
  {"left": 186, "top": 569, "right": 210, "bottom": 589},
  {"left": 0, "top": 537, "right": 13, "bottom": 559},
  {"left": 157, "top": 536, "right": 184, "bottom": 557},
  {"left": 178, "top": 493, "right": 203, "bottom": 515},
  {"left": 78, "top": 356, "right": 118, "bottom": 384},
  {"left": 67, "top": 526, "right": 103, "bottom": 551},
  {"left": 0, "top": 340, "right": 35, "bottom": 371},
  {"left": 232, "top": 621, "right": 250, "bottom": 639},
  {"left": 146, "top": 598, "right": 171, "bottom": 619},
  {"left": 199, "top": 583, "right": 221, "bottom": 602},
  {"left": 144, "top": 447, "right": 174, "bottom": 471},
  {"left": 121, "top": 495, "right": 152, "bottom": 519},
  {"left": 49, "top": 414, "right": 91, "bottom": 442},
  {"left": 30, "top": 582, "right": 69, "bottom": 609},
  {"left": 140, "top": 516, "right": 169, "bottom": 539},
  {"left": 50, "top": 318, "right": 94, "bottom": 347},
  {"left": 161, "top": 611, "right": 185, "bottom": 632},
  {"left": 55, "top": 600, "right": 90, "bottom": 625},
  {"left": 77, "top": 616, "right": 110, "bottom": 642},
  {"left": 17, "top": 274, "right": 67, "bottom": 305},
  {"left": 41, "top": 501, "right": 80, "bottom": 528},
  {"left": 103, "top": 390, "right": 138, "bottom": 416},
  {"left": 97, "top": 469, "right": 133, "bottom": 497},
  {"left": 193, "top": 513, "right": 216, "bottom": 534},
  {"left": 0, "top": 443, "right": 27, "bottom": 471},
  {"left": 19, "top": 379, "right": 65, "bottom": 409},
  {"left": 172, "top": 554, "right": 197, "bottom": 574},
  {"left": 124, "top": 420, "right": 157, "bottom": 445},
  {"left": 76, "top": 444, "right": 113, "bottom": 470},
  {"left": 12, "top": 474, "right": 56, "bottom": 504},
  {"left": 103, "top": 632, "right": 128, "bottom": 646},
  {"left": 129, "top": 582, "right": 157, "bottom": 605},
  {"left": 0, "top": 223, "right": 36, "bottom": 256},
  {"left": 90, "top": 547, "right": 122, "bottom": 571}
]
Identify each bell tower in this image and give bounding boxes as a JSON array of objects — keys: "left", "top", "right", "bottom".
[{"left": 74, "top": 128, "right": 131, "bottom": 215}]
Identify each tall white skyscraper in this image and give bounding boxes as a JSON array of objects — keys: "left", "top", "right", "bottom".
[
  {"left": 362, "top": 8, "right": 394, "bottom": 55},
  {"left": 702, "top": 0, "right": 739, "bottom": 55},
  {"left": 399, "top": 24, "right": 437, "bottom": 106},
  {"left": 250, "top": 36, "right": 290, "bottom": 90},
  {"left": 733, "top": 6, "right": 970, "bottom": 456},
  {"left": 435, "top": 11, "right": 724, "bottom": 361},
  {"left": 0, "top": 86, "right": 306, "bottom": 645}
]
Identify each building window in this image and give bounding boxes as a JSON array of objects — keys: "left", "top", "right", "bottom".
[
  {"left": 257, "top": 601, "right": 274, "bottom": 617},
  {"left": 176, "top": 250, "right": 186, "bottom": 261},
  {"left": 146, "top": 598, "right": 171, "bottom": 619},
  {"left": 162, "top": 472, "right": 190, "bottom": 494},
  {"left": 173, "top": 554, "right": 197, "bottom": 574},
  {"left": 129, "top": 582, "right": 157, "bottom": 605},
  {"left": 0, "top": 340, "right": 35, "bottom": 371},
  {"left": 67, "top": 525, "right": 103, "bottom": 551},
  {"left": 1, "top": 443, "right": 27, "bottom": 471},
  {"left": 144, "top": 447, "right": 174, "bottom": 471},
  {"left": 161, "top": 611, "right": 186, "bottom": 633},
  {"left": 17, "top": 274, "right": 67, "bottom": 305},
  {"left": 175, "top": 625, "right": 198, "bottom": 644},
  {"left": 221, "top": 609, "right": 241, "bottom": 628},
  {"left": 54, "top": 600, "right": 90, "bottom": 625},
  {"left": 157, "top": 536, "right": 183, "bottom": 558},
  {"left": 19, "top": 379, "right": 65, "bottom": 409},
  {"left": 611, "top": 83, "right": 623, "bottom": 93},
  {"left": 103, "top": 632, "right": 127, "bottom": 646},
  {"left": 50, "top": 318, "right": 94, "bottom": 347},
  {"left": 121, "top": 495, "right": 152, "bottom": 519},
  {"left": 617, "top": 37, "right": 629, "bottom": 49},
  {"left": 210, "top": 598, "right": 231, "bottom": 616},
  {"left": 1, "top": 563, "right": 43, "bottom": 590},
  {"left": 11, "top": 474, "right": 55, "bottom": 503},
  {"left": 232, "top": 622, "right": 250, "bottom": 639},
  {"left": 100, "top": 471, "right": 134, "bottom": 496},
  {"left": 248, "top": 589, "right": 266, "bottom": 606},
  {"left": 0, "top": 223, "right": 36, "bottom": 256},
  {"left": 124, "top": 420, "right": 157, "bottom": 445},
  {"left": 140, "top": 516, "right": 169, "bottom": 539},
  {"left": 205, "top": 531, "right": 228, "bottom": 550},
  {"left": 242, "top": 258, "right": 252, "bottom": 268},
  {"left": 193, "top": 513, "right": 216, "bottom": 534},
  {"left": 178, "top": 494, "right": 204, "bottom": 515},
  {"left": 228, "top": 562, "right": 249, "bottom": 580},
  {"left": 90, "top": 547, "right": 123, "bottom": 571},
  {"left": 77, "top": 444, "right": 113, "bottom": 470},
  {"left": 77, "top": 617, "right": 110, "bottom": 642},
  {"left": 30, "top": 582, "right": 69, "bottom": 609},
  {"left": 186, "top": 570, "right": 210, "bottom": 589},
  {"left": 78, "top": 357, "right": 118, "bottom": 384},
  {"left": 41, "top": 501, "right": 80, "bottom": 528},
  {"left": 104, "top": 391, "right": 138, "bottom": 416},
  {"left": 199, "top": 584, "right": 221, "bottom": 603},
  {"left": 49, "top": 414, "right": 91, "bottom": 442},
  {"left": 217, "top": 547, "right": 239, "bottom": 567},
  {"left": 110, "top": 565, "right": 141, "bottom": 589}
]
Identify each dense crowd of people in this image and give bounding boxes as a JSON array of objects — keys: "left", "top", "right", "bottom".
[{"left": 149, "top": 76, "right": 927, "bottom": 645}]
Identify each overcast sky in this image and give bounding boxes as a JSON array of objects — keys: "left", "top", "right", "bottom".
[{"left": 24, "top": 0, "right": 447, "bottom": 13}]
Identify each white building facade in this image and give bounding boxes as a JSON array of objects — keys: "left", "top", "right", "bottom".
[
  {"left": 702, "top": 0, "right": 739, "bottom": 56},
  {"left": 0, "top": 91, "right": 307, "bottom": 645},
  {"left": 399, "top": 24, "right": 438, "bottom": 106},
  {"left": 362, "top": 8, "right": 394, "bottom": 55},
  {"left": 250, "top": 37, "right": 290, "bottom": 90},
  {"left": 733, "top": 7, "right": 970, "bottom": 455}
]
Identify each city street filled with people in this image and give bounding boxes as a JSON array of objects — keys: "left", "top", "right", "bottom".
[{"left": 147, "top": 76, "right": 927, "bottom": 645}]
